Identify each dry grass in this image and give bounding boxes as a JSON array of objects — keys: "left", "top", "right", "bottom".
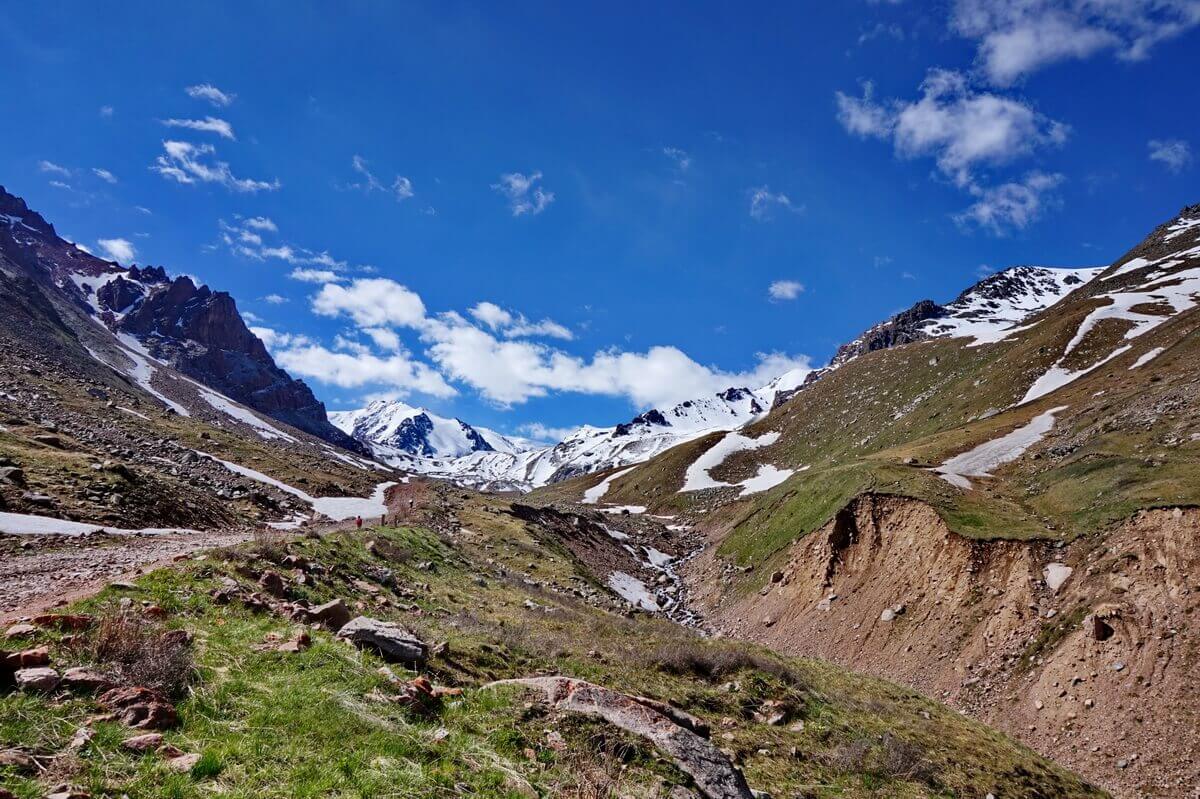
[
  {"left": 83, "top": 610, "right": 195, "bottom": 698},
  {"left": 825, "top": 732, "right": 932, "bottom": 784},
  {"left": 643, "top": 637, "right": 806, "bottom": 687}
]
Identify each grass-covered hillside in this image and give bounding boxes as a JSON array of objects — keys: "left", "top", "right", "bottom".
[
  {"left": 561, "top": 205, "right": 1200, "bottom": 567},
  {"left": 0, "top": 488, "right": 1105, "bottom": 798}
]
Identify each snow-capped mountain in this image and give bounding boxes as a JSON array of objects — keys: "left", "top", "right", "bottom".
[
  {"left": 338, "top": 368, "right": 810, "bottom": 492},
  {"left": 819, "top": 266, "right": 1103, "bottom": 375},
  {"left": 329, "top": 400, "right": 535, "bottom": 458}
]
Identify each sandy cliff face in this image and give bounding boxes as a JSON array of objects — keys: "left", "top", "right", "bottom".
[{"left": 691, "top": 496, "right": 1200, "bottom": 798}]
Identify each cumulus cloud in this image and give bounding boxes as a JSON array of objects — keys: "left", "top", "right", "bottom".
[
  {"left": 952, "top": 0, "right": 1200, "bottom": 85},
  {"left": 312, "top": 278, "right": 428, "bottom": 328},
  {"left": 293, "top": 276, "right": 809, "bottom": 408},
  {"left": 954, "top": 171, "right": 1064, "bottom": 234},
  {"left": 185, "top": 83, "right": 235, "bottom": 107},
  {"left": 272, "top": 341, "right": 456, "bottom": 398},
  {"left": 517, "top": 422, "right": 580, "bottom": 443},
  {"left": 263, "top": 294, "right": 288, "bottom": 305},
  {"left": 768, "top": 280, "right": 805, "bottom": 300},
  {"left": 749, "top": 186, "right": 805, "bottom": 220},
  {"left": 493, "top": 171, "right": 554, "bottom": 216},
  {"left": 469, "top": 301, "right": 572, "bottom": 340},
  {"left": 92, "top": 168, "right": 118, "bottom": 184},
  {"left": 1148, "top": 138, "right": 1192, "bottom": 172},
  {"left": 837, "top": 69, "right": 1068, "bottom": 188},
  {"left": 97, "top": 237, "right": 136, "bottom": 264},
  {"left": 161, "top": 116, "right": 235, "bottom": 140},
  {"left": 152, "top": 141, "right": 280, "bottom": 193}
]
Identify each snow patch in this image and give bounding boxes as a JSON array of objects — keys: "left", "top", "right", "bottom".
[
  {"left": 1129, "top": 346, "right": 1166, "bottom": 370},
  {"left": 680, "top": 431, "right": 783, "bottom": 493},
  {"left": 200, "top": 453, "right": 394, "bottom": 521},
  {"left": 0, "top": 511, "right": 197, "bottom": 537},
  {"left": 583, "top": 465, "right": 637, "bottom": 504},
  {"left": 606, "top": 571, "right": 659, "bottom": 611},
  {"left": 936, "top": 407, "right": 1068, "bottom": 490}
]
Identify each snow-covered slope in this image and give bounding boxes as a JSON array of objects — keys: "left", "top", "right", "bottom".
[
  {"left": 330, "top": 400, "right": 535, "bottom": 458},
  {"left": 339, "top": 368, "right": 810, "bottom": 492}
]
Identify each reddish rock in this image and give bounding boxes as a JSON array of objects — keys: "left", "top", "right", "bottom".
[
  {"left": 32, "top": 613, "right": 92, "bottom": 631},
  {"left": 166, "top": 752, "right": 201, "bottom": 772},
  {"left": 308, "top": 598, "right": 352, "bottom": 630},
  {"left": 4, "top": 623, "right": 38, "bottom": 638},
  {"left": 258, "top": 570, "right": 287, "bottom": 597},
  {"left": 277, "top": 631, "right": 311, "bottom": 653},
  {"left": 98, "top": 686, "right": 178, "bottom": 730},
  {"left": 121, "top": 733, "right": 164, "bottom": 753},
  {"left": 6, "top": 646, "right": 50, "bottom": 668}
]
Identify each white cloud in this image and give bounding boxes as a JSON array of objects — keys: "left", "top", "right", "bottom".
[
  {"left": 97, "top": 237, "right": 136, "bottom": 264},
  {"left": 749, "top": 186, "right": 805, "bottom": 220},
  {"left": 1148, "top": 138, "right": 1192, "bottom": 172},
  {"left": 92, "top": 168, "right": 118, "bottom": 184},
  {"left": 312, "top": 278, "right": 428, "bottom": 328},
  {"left": 662, "top": 147, "right": 692, "bottom": 171},
  {"left": 99, "top": 105, "right": 114, "bottom": 118},
  {"left": 468, "top": 301, "right": 572, "bottom": 340},
  {"left": 274, "top": 342, "right": 456, "bottom": 398},
  {"left": 289, "top": 268, "right": 343, "bottom": 283},
  {"left": 954, "top": 171, "right": 1064, "bottom": 234},
  {"left": 838, "top": 69, "right": 1068, "bottom": 188},
  {"left": 345, "top": 155, "right": 414, "bottom": 201},
  {"left": 952, "top": 0, "right": 1200, "bottom": 85},
  {"left": 492, "top": 171, "right": 554, "bottom": 216},
  {"left": 38, "top": 160, "right": 71, "bottom": 177},
  {"left": 420, "top": 312, "right": 810, "bottom": 407},
  {"left": 517, "top": 422, "right": 580, "bottom": 442},
  {"left": 263, "top": 294, "right": 289, "bottom": 305},
  {"left": 363, "top": 327, "right": 402, "bottom": 351},
  {"left": 243, "top": 216, "right": 277, "bottom": 232},
  {"left": 161, "top": 116, "right": 235, "bottom": 140},
  {"left": 49, "top": 180, "right": 72, "bottom": 191},
  {"left": 152, "top": 140, "right": 280, "bottom": 193},
  {"left": 186, "top": 83, "right": 235, "bottom": 107},
  {"left": 768, "top": 280, "right": 805, "bottom": 300},
  {"left": 250, "top": 327, "right": 311, "bottom": 349}
]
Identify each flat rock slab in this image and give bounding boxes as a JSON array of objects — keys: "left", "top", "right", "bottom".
[
  {"left": 337, "top": 616, "right": 427, "bottom": 667},
  {"left": 486, "top": 676, "right": 754, "bottom": 799}
]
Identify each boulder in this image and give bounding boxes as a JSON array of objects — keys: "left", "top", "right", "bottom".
[
  {"left": 166, "top": 752, "right": 201, "bottom": 772},
  {"left": 337, "top": 616, "right": 427, "bottom": 667},
  {"left": 15, "top": 666, "right": 60, "bottom": 692},
  {"left": 309, "top": 598, "right": 352, "bottom": 631},
  {"left": 3, "top": 623, "right": 37, "bottom": 638},
  {"left": 486, "top": 676, "right": 754, "bottom": 799}
]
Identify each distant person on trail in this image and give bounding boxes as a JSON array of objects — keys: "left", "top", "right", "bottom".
[{"left": 355, "top": 516, "right": 363, "bottom": 530}]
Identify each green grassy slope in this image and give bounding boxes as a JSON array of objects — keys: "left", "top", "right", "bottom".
[{"left": 0, "top": 494, "right": 1105, "bottom": 798}]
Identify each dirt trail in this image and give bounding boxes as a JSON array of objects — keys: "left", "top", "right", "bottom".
[
  {"left": 0, "top": 530, "right": 251, "bottom": 620},
  {"left": 689, "top": 495, "right": 1200, "bottom": 799}
]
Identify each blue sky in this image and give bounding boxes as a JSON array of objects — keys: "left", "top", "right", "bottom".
[{"left": 1, "top": 1, "right": 1197, "bottom": 441}]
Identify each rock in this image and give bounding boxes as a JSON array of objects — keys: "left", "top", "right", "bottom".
[
  {"left": 98, "top": 685, "right": 178, "bottom": 730},
  {"left": 0, "top": 748, "right": 37, "bottom": 773},
  {"left": 20, "top": 491, "right": 54, "bottom": 507},
  {"left": 4, "top": 623, "right": 37, "bottom": 638},
  {"left": 337, "top": 616, "right": 428, "bottom": 667},
  {"left": 33, "top": 613, "right": 92, "bottom": 631},
  {"left": 121, "top": 733, "right": 164, "bottom": 752},
  {"left": 166, "top": 752, "right": 201, "bottom": 772},
  {"left": 258, "top": 570, "right": 287, "bottom": 598},
  {"left": 61, "top": 666, "right": 113, "bottom": 692},
  {"left": 1043, "top": 563, "right": 1073, "bottom": 593},
  {"left": 0, "top": 466, "right": 24, "bottom": 485},
  {"left": 32, "top": 434, "right": 63, "bottom": 448},
  {"left": 277, "top": 631, "right": 311, "bottom": 653},
  {"left": 880, "top": 608, "right": 896, "bottom": 622},
  {"left": 486, "top": 676, "right": 754, "bottom": 799},
  {"left": 6, "top": 646, "right": 49, "bottom": 667},
  {"left": 309, "top": 598, "right": 352, "bottom": 630},
  {"left": 67, "top": 727, "right": 94, "bottom": 750},
  {"left": 45, "top": 786, "right": 90, "bottom": 799},
  {"left": 15, "top": 666, "right": 60, "bottom": 692}
]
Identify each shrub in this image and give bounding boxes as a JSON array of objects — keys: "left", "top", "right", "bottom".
[
  {"left": 643, "top": 638, "right": 806, "bottom": 686},
  {"left": 85, "top": 610, "right": 195, "bottom": 698}
]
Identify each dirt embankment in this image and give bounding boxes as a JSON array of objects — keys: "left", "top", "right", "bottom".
[{"left": 690, "top": 494, "right": 1200, "bottom": 799}]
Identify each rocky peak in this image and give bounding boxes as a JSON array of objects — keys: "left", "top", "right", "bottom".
[{"left": 0, "top": 185, "right": 55, "bottom": 237}]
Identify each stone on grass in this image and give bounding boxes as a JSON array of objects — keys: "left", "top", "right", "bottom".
[
  {"left": 61, "top": 667, "right": 113, "bottom": 692},
  {"left": 121, "top": 733, "right": 164, "bottom": 753},
  {"left": 98, "top": 686, "right": 178, "bottom": 730},
  {"left": 337, "top": 616, "right": 427, "bottom": 667},
  {"left": 309, "top": 598, "right": 352, "bottom": 630},
  {"left": 15, "top": 667, "right": 60, "bottom": 692}
]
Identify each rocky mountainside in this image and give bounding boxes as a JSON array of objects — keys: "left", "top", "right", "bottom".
[
  {"left": 0, "top": 186, "right": 358, "bottom": 453},
  {"left": 339, "top": 368, "right": 809, "bottom": 491},
  {"left": 0, "top": 186, "right": 392, "bottom": 533},
  {"left": 545, "top": 204, "right": 1200, "bottom": 798}
]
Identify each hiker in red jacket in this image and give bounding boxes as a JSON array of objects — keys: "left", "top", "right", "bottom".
[{"left": 355, "top": 515, "right": 363, "bottom": 530}]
